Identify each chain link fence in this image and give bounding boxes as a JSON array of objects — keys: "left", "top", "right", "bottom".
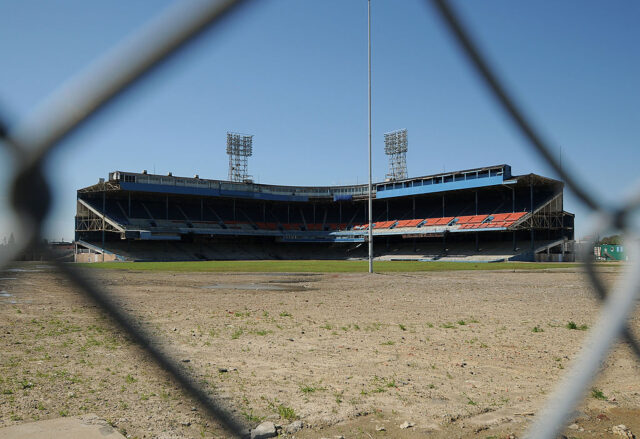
[{"left": 1, "top": 1, "right": 638, "bottom": 438}]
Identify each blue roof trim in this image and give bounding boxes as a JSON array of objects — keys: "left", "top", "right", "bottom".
[
  {"left": 120, "top": 182, "right": 309, "bottom": 202},
  {"left": 375, "top": 175, "right": 506, "bottom": 199}
]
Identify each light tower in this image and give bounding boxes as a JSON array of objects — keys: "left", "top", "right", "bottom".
[
  {"left": 384, "top": 128, "right": 408, "bottom": 181},
  {"left": 226, "top": 132, "right": 253, "bottom": 182}
]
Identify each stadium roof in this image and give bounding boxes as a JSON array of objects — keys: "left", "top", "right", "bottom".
[{"left": 78, "top": 164, "right": 563, "bottom": 202}]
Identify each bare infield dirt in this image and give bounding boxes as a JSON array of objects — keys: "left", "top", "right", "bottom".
[{"left": 0, "top": 263, "right": 639, "bottom": 438}]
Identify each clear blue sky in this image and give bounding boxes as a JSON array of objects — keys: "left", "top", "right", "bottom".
[{"left": 0, "top": 0, "right": 638, "bottom": 242}]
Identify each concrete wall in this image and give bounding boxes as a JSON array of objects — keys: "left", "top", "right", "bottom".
[{"left": 75, "top": 252, "right": 117, "bottom": 263}]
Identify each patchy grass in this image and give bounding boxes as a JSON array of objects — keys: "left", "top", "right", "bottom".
[
  {"left": 80, "top": 260, "right": 579, "bottom": 273},
  {"left": 300, "top": 384, "right": 325, "bottom": 394},
  {"left": 242, "top": 409, "right": 265, "bottom": 423},
  {"left": 566, "top": 321, "right": 589, "bottom": 331},
  {"left": 532, "top": 325, "right": 544, "bottom": 333},
  {"left": 591, "top": 388, "right": 607, "bottom": 400},
  {"left": 464, "top": 393, "right": 477, "bottom": 406},
  {"left": 277, "top": 404, "right": 297, "bottom": 421},
  {"left": 370, "top": 376, "right": 396, "bottom": 393}
]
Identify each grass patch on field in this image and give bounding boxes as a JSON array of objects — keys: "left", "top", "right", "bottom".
[
  {"left": 566, "top": 321, "right": 589, "bottom": 331},
  {"left": 591, "top": 387, "right": 607, "bottom": 400},
  {"left": 78, "top": 260, "right": 578, "bottom": 273}
]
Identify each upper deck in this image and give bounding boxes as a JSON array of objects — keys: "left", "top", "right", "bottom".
[{"left": 102, "top": 164, "right": 516, "bottom": 202}]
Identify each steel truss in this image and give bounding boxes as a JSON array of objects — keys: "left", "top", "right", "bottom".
[{"left": 514, "top": 193, "right": 566, "bottom": 230}]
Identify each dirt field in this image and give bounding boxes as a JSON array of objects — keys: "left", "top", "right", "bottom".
[{"left": 1, "top": 263, "right": 639, "bottom": 438}]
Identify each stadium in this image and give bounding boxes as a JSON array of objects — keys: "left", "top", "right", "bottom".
[
  {"left": 74, "top": 161, "right": 575, "bottom": 263},
  {"left": 6, "top": 2, "right": 640, "bottom": 438}
]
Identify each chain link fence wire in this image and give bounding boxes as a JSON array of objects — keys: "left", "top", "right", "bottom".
[
  {"left": 1, "top": 1, "right": 253, "bottom": 437},
  {"left": 0, "top": 1, "right": 638, "bottom": 438},
  {"left": 429, "top": 1, "right": 640, "bottom": 438}
]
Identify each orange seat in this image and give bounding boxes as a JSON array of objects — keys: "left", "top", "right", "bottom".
[
  {"left": 255, "top": 222, "right": 277, "bottom": 230},
  {"left": 395, "top": 219, "right": 419, "bottom": 228},
  {"left": 374, "top": 220, "right": 396, "bottom": 229},
  {"left": 431, "top": 216, "right": 455, "bottom": 225},
  {"left": 490, "top": 213, "right": 511, "bottom": 221},
  {"left": 455, "top": 215, "right": 474, "bottom": 225},
  {"left": 506, "top": 212, "right": 526, "bottom": 221}
]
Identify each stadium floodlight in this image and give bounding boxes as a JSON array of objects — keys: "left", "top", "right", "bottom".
[
  {"left": 384, "top": 128, "right": 408, "bottom": 181},
  {"left": 226, "top": 132, "right": 253, "bottom": 182}
]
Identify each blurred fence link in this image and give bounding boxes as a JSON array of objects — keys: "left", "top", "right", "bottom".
[{"left": 0, "top": 1, "right": 637, "bottom": 438}]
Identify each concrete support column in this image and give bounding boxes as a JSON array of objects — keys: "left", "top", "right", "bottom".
[
  {"left": 530, "top": 179, "right": 534, "bottom": 251},
  {"left": 475, "top": 191, "right": 478, "bottom": 216},
  {"left": 102, "top": 190, "right": 106, "bottom": 262}
]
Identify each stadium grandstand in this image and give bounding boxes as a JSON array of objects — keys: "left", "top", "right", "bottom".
[{"left": 74, "top": 164, "right": 574, "bottom": 262}]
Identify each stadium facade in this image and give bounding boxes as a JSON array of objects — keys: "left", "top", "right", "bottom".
[{"left": 74, "top": 164, "right": 574, "bottom": 262}]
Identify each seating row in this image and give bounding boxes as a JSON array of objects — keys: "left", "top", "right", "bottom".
[
  {"left": 351, "top": 212, "right": 527, "bottom": 231},
  {"left": 116, "top": 212, "right": 527, "bottom": 233}
]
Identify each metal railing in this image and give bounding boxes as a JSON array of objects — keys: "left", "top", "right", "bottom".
[{"left": 1, "top": 1, "right": 638, "bottom": 438}]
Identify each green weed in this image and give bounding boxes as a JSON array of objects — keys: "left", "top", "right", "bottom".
[
  {"left": 566, "top": 321, "right": 588, "bottom": 330},
  {"left": 277, "top": 405, "right": 297, "bottom": 421},
  {"left": 591, "top": 388, "right": 606, "bottom": 400}
]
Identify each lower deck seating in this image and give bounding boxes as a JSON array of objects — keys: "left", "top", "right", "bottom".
[
  {"left": 348, "top": 212, "right": 527, "bottom": 232},
  {"left": 93, "top": 193, "right": 528, "bottom": 235}
]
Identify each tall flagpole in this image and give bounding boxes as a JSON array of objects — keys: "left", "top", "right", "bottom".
[{"left": 367, "top": 0, "right": 373, "bottom": 273}]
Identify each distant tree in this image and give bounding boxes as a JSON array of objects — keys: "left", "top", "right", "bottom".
[
  {"left": 8, "top": 233, "right": 15, "bottom": 245},
  {"left": 599, "top": 235, "right": 622, "bottom": 245}
]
